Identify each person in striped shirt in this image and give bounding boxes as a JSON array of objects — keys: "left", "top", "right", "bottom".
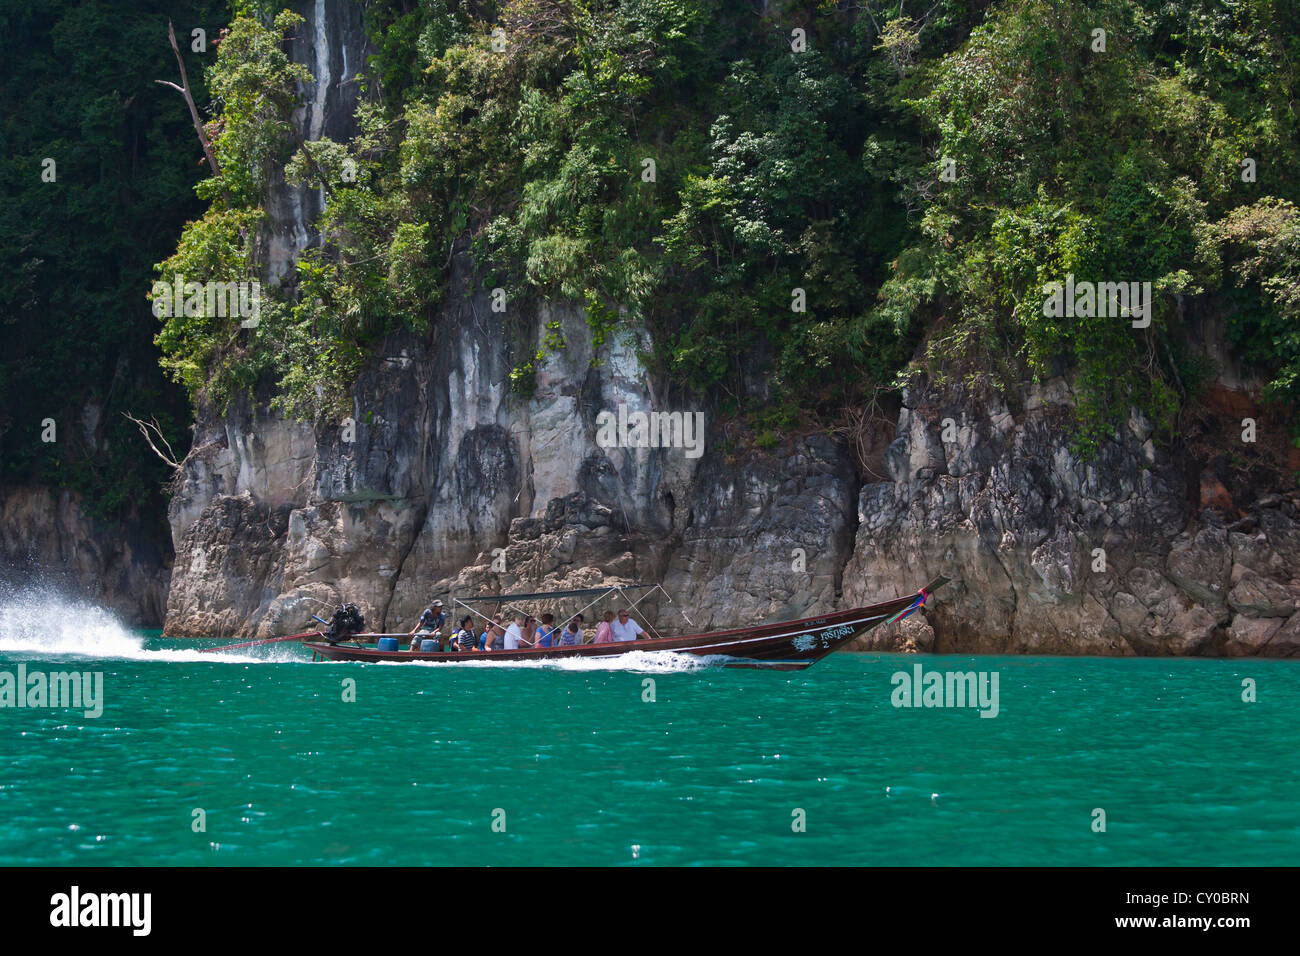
[
  {"left": 450, "top": 616, "right": 477, "bottom": 652},
  {"left": 559, "top": 614, "right": 585, "bottom": 646}
]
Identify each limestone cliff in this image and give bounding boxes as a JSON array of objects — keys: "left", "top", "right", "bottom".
[
  {"left": 843, "top": 379, "right": 1300, "bottom": 657},
  {"left": 157, "top": 0, "right": 1300, "bottom": 657},
  {"left": 161, "top": 307, "right": 1300, "bottom": 659}
]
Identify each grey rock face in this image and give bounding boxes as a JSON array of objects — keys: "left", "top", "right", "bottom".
[
  {"left": 1228, "top": 572, "right": 1296, "bottom": 618},
  {"left": 660, "top": 434, "right": 858, "bottom": 631},
  {"left": 163, "top": 347, "right": 1300, "bottom": 656},
  {"left": 842, "top": 381, "right": 1300, "bottom": 657},
  {"left": 162, "top": 256, "right": 716, "bottom": 637},
  {"left": 260, "top": 0, "right": 373, "bottom": 283}
]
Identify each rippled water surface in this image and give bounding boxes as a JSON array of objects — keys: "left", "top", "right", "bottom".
[{"left": 0, "top": 605, "right": 1296, "bottom": 865}]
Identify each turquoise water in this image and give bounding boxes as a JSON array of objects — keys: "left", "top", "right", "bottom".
[{"left": 0, "top": 620, "right": 1297, "bottom": 866}]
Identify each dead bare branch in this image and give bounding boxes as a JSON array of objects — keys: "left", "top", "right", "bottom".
[
  {"left": 123, "top": 412, "right": 183, "bottom": 473},
  {"left": 158, "top": 19, "right": 220, "bottom": 177}
]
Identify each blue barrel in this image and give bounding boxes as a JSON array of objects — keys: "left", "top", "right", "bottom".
[
  {"left": 420, "top": 639, "right": 439, "bottom": 652},
  {"left": 377, "top": 637, "right": 400, "bottom": 652}
]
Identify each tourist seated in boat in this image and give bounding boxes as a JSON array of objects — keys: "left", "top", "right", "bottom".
[
  {"left": 483, "top": 618, "right": 505, "bottom": 651},
  {"left": 521, "top": 615, "right": 538, "bottom": 647},
  {"left": 503, "top": 613, "right": 526, "bottom": 650},
  {"left": 450, "top": 616, "right": 476, "bottom": 652},
  {"left": 534, "top": 613, "right": 555, "bottom": 648},
  {"left": 612, "top": 608, "right": 644, "bottom": 642},
  {"left": 594, "top": 610, "right": 615, "bottom": 644},
  {"left": 559, "top": 614, "right": 584, "bottom": 646},
  {"left": 408, "top": 600, "right": 446, "bottom": 651}
]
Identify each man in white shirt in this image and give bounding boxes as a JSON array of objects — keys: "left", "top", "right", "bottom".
[
  {"left": 503, "top": 613, "right": 526, "bottom": 650},
  {"left": 611, "top": 609, "right": 644, "bottom": 642}
]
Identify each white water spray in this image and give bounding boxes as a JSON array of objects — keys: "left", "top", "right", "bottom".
[
  {"left": 0, "top": 586, "right": 142, "bottom": 658},
  {"left": 0, "top": 585, "right": 268, "bottom": 663},
  {"left": 373, "top": 649, "right": 721, "bottom": 673}
]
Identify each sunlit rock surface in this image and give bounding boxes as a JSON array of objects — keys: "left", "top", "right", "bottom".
[{"left": 843, "top": 382, "right": 1300, "bottom": 656}]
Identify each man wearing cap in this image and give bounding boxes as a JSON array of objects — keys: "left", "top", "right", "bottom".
[{"left": 409, "top": 600, "right": 446, "bottom": 651}]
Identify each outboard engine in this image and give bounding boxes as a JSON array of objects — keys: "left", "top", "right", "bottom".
[{"left": 325, "top": 603, "right": 366, "bottom": 643}]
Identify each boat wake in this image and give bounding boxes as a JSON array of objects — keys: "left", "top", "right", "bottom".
[
  {"left": 534, "top": 650, "right": 724, "bottom": 672},
  {"left": 388, "top": 649, "right": 723, "bottom": 673}
]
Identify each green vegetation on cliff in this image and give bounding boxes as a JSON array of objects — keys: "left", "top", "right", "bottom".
[
  {"left": 6, "top": 1, "right": 1298, "bottom": 526},
  {"left": 897, "top": 0, "right": 1300, "bottom": 453},
  {"left": 159, "top": 0, "right": 1300, "bottom": 457}
]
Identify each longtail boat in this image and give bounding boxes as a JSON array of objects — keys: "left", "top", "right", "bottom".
[{"left": 261, "top": 577, "right": 949, "bottom": 671}]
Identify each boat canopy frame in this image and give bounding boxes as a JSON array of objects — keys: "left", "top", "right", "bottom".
[
  {"left": 450, "top": 582, "right": 686, "bottom": 640},
  {"left": 454, "top": 583, "right": 656, "bottom": 603}
]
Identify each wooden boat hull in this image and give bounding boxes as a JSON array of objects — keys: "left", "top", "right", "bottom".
[{"left": 300, "top": 577, "right": 948, "bottom": 670}]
